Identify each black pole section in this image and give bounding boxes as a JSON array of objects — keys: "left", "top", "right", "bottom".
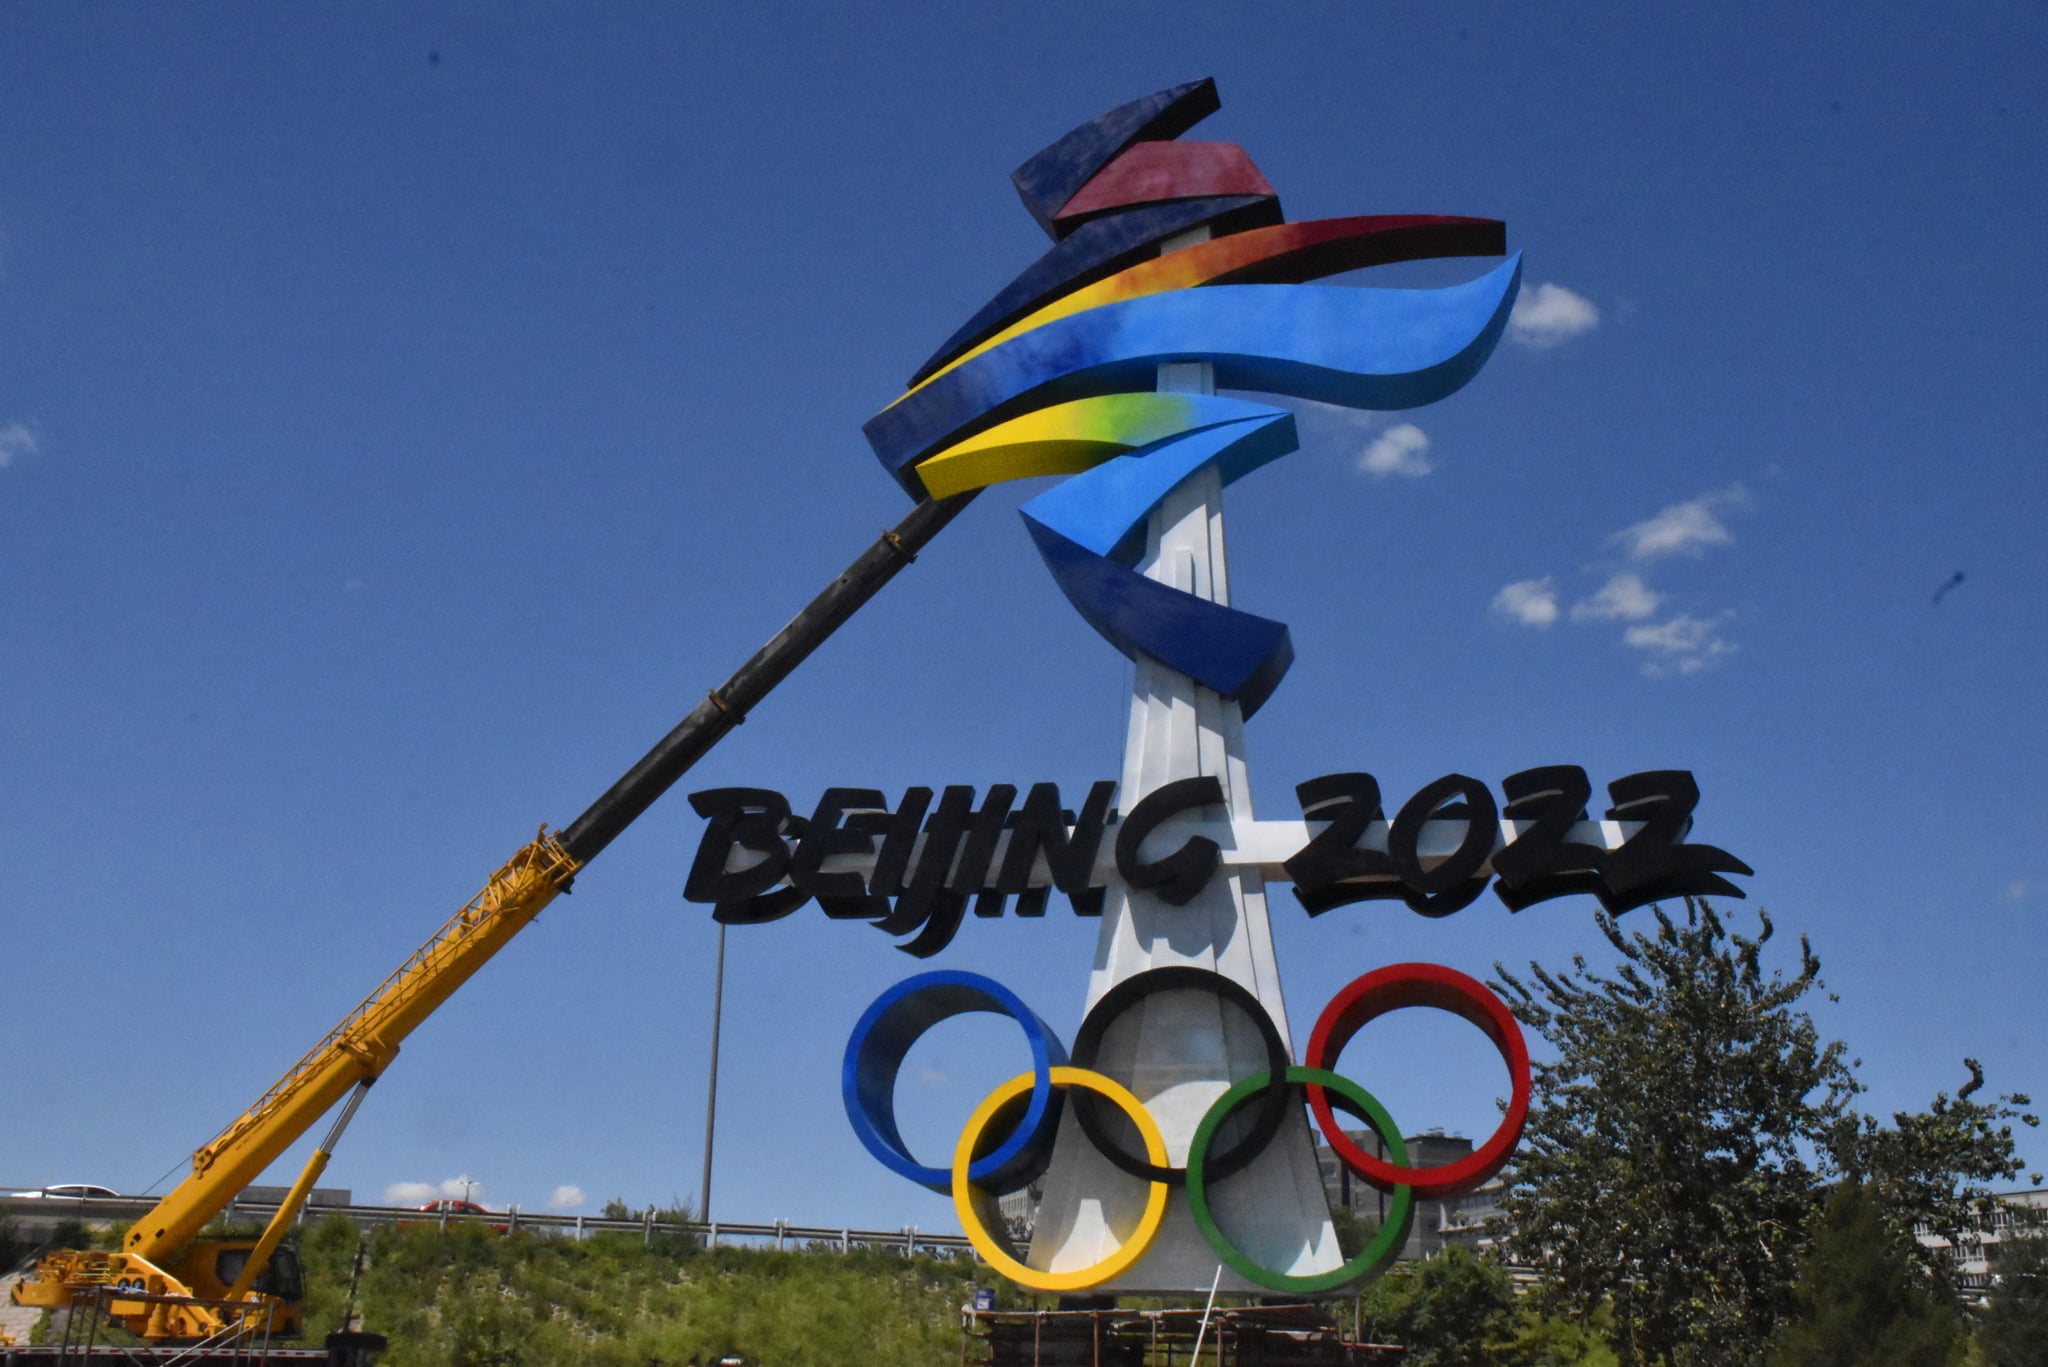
[{"left": 558, "top": 489, "right": 979, "bottom": 865}]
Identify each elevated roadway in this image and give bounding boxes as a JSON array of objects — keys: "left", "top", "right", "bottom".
[{"left": 1, "top": 1191, "right": 971, "bottom": 1258}]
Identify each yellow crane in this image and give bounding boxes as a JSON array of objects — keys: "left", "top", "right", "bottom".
[{"left": 11, "top": 491, "right": 974, "bottom": 1344}]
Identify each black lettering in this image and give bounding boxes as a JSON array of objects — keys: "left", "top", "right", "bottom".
[
  {"left": 998, "top": 781, "right": 1117, "bottom": 918},
  {"left": 790, "top": 788, "right": 891, "bottom": 918},
  {"left": 1490, "top": 765, "right": 1607, "bottom": 912},
  {"left": 955, "top": 785, "right": 1019, "bottom": 918},
  {"left": 1284, "top": 772, "right": 1404, "bottom": 915},
  {"left": 1387, "top": 774, "right": 1497, "bottom": 917},
  {"left": 877, "top": 786, "right": 975, "bottom": 926},
  {"left": 685, "top": 788, "right": 791, "bottom": 902},
  {"left": 868, "top": 786, "right": 1011, "bottom": 956},
  {"left": 890, "top": 890, "right": 967, "bottom": 956},
  {"left": 867, "top": 788, "right": 933, "bottom": 897},
  {"left": 1598, "top": 770, "right": 1752, "bottom": 913},
  {"left": 684, "top": 788, "right": 809, "bottom": 925},
  {"left": 1115, "top": 776, "right": 1225, "bottom": 906}
]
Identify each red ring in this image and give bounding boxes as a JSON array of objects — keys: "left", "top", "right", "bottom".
[{"left": 1304, "top": 962, "right": 1530, "bottom": 1198}]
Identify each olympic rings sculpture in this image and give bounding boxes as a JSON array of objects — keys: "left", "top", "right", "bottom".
[{"left": 843, "top": 961, "right": 1531, "bottom": 1291}]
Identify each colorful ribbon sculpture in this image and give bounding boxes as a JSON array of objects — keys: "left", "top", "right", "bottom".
[
  {"left": 845, "top": 81, "right": 1534, "bottom": 1295},
  {"left": 863, "top": 78, "right": 1521, "bottom": 717}
]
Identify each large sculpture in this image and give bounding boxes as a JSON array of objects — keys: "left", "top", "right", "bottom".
[
  {"left": 845, "top": 80, "right": 1529, "bottom": 1294},
  {"left": 865, "top": 78, "right": 1518, "bottom": 716}
]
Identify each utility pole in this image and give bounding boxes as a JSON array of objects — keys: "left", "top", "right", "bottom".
[{"left": 699, "top": 921, "right": 727, "bottom": 1222}]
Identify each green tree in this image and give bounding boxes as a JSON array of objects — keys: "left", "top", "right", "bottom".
[
  {"left": 1504, "top": 1308, "right": 1619, "bottom": 1367},
  {"left": 1824, "top": 1059, "right": 2036, "bottom": 1262},
  {"left": 595, "top": 1196, "right": 701, "bottom": 1256},
  {"left": 1359, "top": 1246, "right": 1519, "bottom": 1366},
  {"left": 1976, "top": 1221, "right": 2048, "bottom": 1367},
  {"left": 1495, "top": 899, "right": 2035, "bottom": 1367},
  {"left": 1765, "top": 1182, "right": 1961, "bottom": 1367},
  {"left": 1494, "top": 901, "right": 1856, "bottom": 1366}
]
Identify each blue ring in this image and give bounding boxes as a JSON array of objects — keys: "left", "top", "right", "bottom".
[{"left": 842, "top": 971, "right": 1068, "bottom": 1195}]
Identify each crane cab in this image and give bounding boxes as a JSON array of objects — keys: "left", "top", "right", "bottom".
[{"left": 170, "top": 1237, "right": 307, "bottom": 1338}]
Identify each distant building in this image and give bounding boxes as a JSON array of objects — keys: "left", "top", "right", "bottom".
[
  {"left": 996, "top": 1184, "right": 1041, "bottom": 1248},
  {"left": 1915, "top": 1187, "right": 2048, "bottom": 1298},
  {"left": 1317, "top": 1128, "right": 1504, "bottom": 1262}
]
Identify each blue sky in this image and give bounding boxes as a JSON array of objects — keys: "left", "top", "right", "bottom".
[{"left": 4, "top": 4, "right": 2044, "bottom": 1235}]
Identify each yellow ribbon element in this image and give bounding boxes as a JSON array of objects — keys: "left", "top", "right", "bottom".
[{"left": 915, "top": 394, "right": 1205, "bottom": 499}]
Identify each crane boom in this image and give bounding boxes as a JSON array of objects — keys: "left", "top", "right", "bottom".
[
  {"left": 130, "top": 832, "right": 582, "bottom": 1263},
  {"left": 145, "top": 486, "right": 978, "bottom": 1258},
  {"left": 16, "top": 488, "right": 976, "bottom": 1340}
]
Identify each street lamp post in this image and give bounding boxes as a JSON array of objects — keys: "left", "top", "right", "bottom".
[{"left": 699, "top": 922, "right": 727, "bottom": 1223}]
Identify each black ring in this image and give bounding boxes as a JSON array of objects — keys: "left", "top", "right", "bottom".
[{"left": 1067, "top": 966, "right": 1293, "bottom": 1186}]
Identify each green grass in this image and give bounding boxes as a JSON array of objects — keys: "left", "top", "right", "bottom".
[{"left": 297, "top": 1216, "right": 994, "bottom": 1367}]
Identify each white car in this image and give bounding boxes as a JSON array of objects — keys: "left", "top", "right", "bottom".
[{"left": 5, "top": 1184, "right": 121, "bottom": 1199}]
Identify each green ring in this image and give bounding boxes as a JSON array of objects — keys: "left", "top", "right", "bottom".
[{"left": 1186, "top": 1066, "right": 1414, "bottom": 1293}]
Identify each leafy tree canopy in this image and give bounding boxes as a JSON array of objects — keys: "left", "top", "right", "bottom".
[
  {"left": 1765, "top": 1181, "right": 1960, "bottom": 1367},
  {"left": 1493, "top": 899, "right": 2035, "bottom": 1367},
  {"left": 1359, "top": 1245, "right": 1519, "bottom": 1366},
  {"left": 1825, "top": 1057, "right": 2037, "bottom": 1258},
  {"left": 1976, "top": 1215, "right": 2048, "bottom": 1367}
]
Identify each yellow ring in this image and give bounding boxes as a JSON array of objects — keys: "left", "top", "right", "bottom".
[{"left": 952, "top": 1066, "right": 1169, "bottom": 1291}]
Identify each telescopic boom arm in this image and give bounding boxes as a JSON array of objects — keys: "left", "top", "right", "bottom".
[{"left": 122, "top": 489, "right": 978, "bottom": 1268}]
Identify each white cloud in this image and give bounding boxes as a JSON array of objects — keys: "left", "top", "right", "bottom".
[
  {"left": 1492, "top": 578, "right": 1560, "bottom": 628},
  {"left": 0, "top": 422, "right": 36, "bottom": 469},
  {"left": 1572, "top": 572, "right": 1662, "bottom": 622},
  {"left": 1495, "top": 489, "right": 1750, "bottom": 674},
  {"left": 546, "top": 1185, "right": 586, "bottom": 1211},
  {"left": 1614, "top": 486, "right": 1749, "bottom": 560},
  {"left": 1359, "top": 422, "right": 1433, "bottom": 478},
  {"left": 2005, "top": 879, "right": 2030, "bottom": 902},
  {"left": 1508, "top": 283, "right": 1600, "bottom": 349},
  {"left": 917, "top": 1066, "right": 949, "bottom": 1085},
  {"left": 383, "top": 1175, "right": 484, "bottom": 1206},
  {"left": 1624, "top": 613, "right": 1735, "bottom": 676}
]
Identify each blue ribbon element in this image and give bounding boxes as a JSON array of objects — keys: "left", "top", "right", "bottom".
[
  {"left": 866, "top": 254, "right": 1521, "bottom": 720},
  {"left": 1020, "top": 411, "right": 1303, "bottom": 716},
  {"left": 1019, "top": 406, "right": 1296, "bottom": 559},
  {"left": 866, "top": 256, "right": 1523, "bottom": 493}
]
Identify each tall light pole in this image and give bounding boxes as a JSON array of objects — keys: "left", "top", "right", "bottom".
[{"left": 699, "top": 921, "right": 726, "bottom": 1222}]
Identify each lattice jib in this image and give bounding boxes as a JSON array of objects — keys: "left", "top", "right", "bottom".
[{"left": 192, "top": 829, "right": 579, "bottom": 1171}]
